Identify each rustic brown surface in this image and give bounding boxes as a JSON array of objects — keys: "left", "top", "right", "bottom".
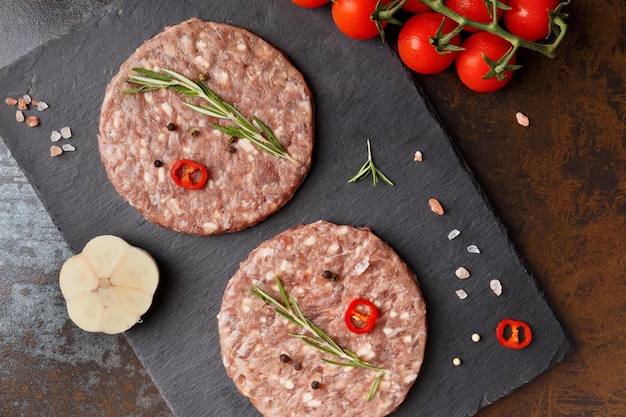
[{"left": 0, "top": 0, "right": 624, "bottom": 416}]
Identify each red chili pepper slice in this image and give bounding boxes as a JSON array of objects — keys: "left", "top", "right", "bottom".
[
  {"left": 496, "top": 318, "right": 532, "bottom": 350},
  {"left": 170, "top": 159, "right": 208, "bottom": 190},
  {"left": 344, "top": 298, "right": 378, "bottom": 334}
]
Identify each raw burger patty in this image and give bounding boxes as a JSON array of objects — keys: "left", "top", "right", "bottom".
[
  {"left": 218, "top": 221, "right": 427, "bottom": 417},
  {"left": 98, "top": 18, "right": 314, "bottom": 235}
]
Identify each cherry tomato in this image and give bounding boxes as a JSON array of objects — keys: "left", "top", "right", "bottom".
[
  {"left": 332, "top": 0, "right": 391, "bottom": 40},
  {"left": 503, "top": 0, "right": 561, "bottom": 42},
  {"left": 397, "top": 12, "right": 462, "bottom": 74},
  {"left": 402, "top": 0, "right": 431, "bottom": 14},
  {"left": 291, "top": 0, "right": 331, "bottom": 8},
  {"left": 455, "top": 31, "right": 516, "bottom": 92},
  {"left": 445, "top": 0, "right": 507, "bottom": 32}
]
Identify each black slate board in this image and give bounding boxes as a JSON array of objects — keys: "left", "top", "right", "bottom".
[{"left": 0, "top": 0, "right": 571, "bottom": 416}]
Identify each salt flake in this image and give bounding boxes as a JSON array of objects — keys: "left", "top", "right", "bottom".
[
  {"left": 490, "top": 279, "right": 503, "bottom": 296},
  {"left": 60, "top": 127, "right": 72, "bottom": 139},
  {"left": 354, "top": 260, "right": 370, "bottom": 275},
  {"left": 50, "top": 146, "right": 63, "bottom": 157},
  {"left": 447, "top": 229, "right": 460, "bottom": 240},
  {"left": 467, "top": 245, "right": 480, "bottom": 254},
  {"left": 455, "top": 267, "right": 470, "bottom": 279},
  {"left": 516, "top": 111, "right": 530, "bottom": 127}
]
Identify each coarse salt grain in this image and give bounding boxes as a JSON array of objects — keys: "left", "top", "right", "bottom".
[
  {"left": 37, "top": 101, "right": 49, "bottom": 111},
  {"left": 5, "top": 97, "right": 17, "bottom": 106},
  {"left": 26, "top": 116, "right": 39, "bottom": 127},
  {"left": 51, "top": 131, "right": 62, "bottom": 142},
  {"left": 428, "top": 198, "right": 444, "bottom": 215},
  {"left": 448, "top": 229, "right": 460, "bottom": 240},
  {"left": 354, "top": 260, "right": 370, "bottom": 275},
  {"left": 455, "top": 267, "right": 470, "bottom": 279},
  {"left": 60, "top": 127, "right": 72, "bottom": 139},
  {"left": 61, "top": 144, "right": 76, "bottom": 152},
  {"left": 467, "top": 245, "right": 480, "bottom": 254},
  {"left": 50, "top": 145, "right": 63, "bottom": 157},
  {"left": 455, "top": 289, "right": 468, "bottom": 300},
  {"left": 490, "top": 279, "right": 503, "bottom": 296},
  {"left": 516, "top": 111, "right": 530, "bottom": 127},
  {"left": 15, "top": 110, "right": 25, "bottom": 122},
  {"left": 413, "top": 150, "right": 423, "bottom": 162},
  {"left": 17, "top": 98, "right": 28, "bottom": 110},
  {"left": 22, "top": 95, "right": 32, "bottom": 105}
]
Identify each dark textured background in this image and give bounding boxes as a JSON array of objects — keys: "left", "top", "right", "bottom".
[{"left": 0, "top": 1, "right": 624, "bottom": 416}]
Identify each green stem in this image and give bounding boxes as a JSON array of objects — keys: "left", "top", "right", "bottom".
[{"left": 419, "top": 0, "right": 568, "bottom": 59}]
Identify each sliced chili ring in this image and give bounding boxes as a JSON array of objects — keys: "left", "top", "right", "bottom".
[
  {"left": 344, "top": 298, "right": 378, "bottom": 334},
  {"left": 170, "top": 159, "right": 208, "bottom": 190},
  {"left": 496, "top": 318, "right": 532, "bottom": 350}
]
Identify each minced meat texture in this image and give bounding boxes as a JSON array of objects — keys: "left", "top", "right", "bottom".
[
  {"left": 218, "top": 221, "right": 427, "bottom": 417},
  {"left": 98, "top": 18, "right": 314, "bottom": 235}
]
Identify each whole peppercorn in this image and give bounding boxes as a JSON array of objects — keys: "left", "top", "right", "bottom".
[
  {"left": 154, "top": 160, "right": 163, "bottom": 168},
  {"left": 293, "top": 362, "right": 302, "bottom": 371},
  {"left": 321, "top": 270, "right": 337, "bottom": 282},
  {"left": 310, "top": 381, "right": 320, "bottom": 390},
  {"left": 279, "top": 354, "right": 290, "bottom": 363},
  {"left": 166, "top": 122, "right": 176, "bottom": 131}
]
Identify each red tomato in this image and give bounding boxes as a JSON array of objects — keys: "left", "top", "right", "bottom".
[
  {"left": 402, "top": 0, "right": 431, "bottom": 13},
  {"left": 332, "top": 0, "right": 391, "bottom": 40},
  {"left": 445, "top": 0, "right": 507, "bottom": 32},
  {"left": 503, "top": 0, "right": 561, "bottom": 41},
  {"left": 455, "top": 32, "right": 516, "bottom": 92},
  {"left": 291, "top": 0, "right": 331, "bottom": 8},
  {"left": 397, "top": 12, "right": 462, "bottom": 74}
]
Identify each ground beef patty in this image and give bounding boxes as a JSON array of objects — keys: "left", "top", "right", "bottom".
[
  {"left": 98, "top": 18, "right": 314, "bottom": 235},
  {"left": 218, "top": 221, "right": 427, "bottom": 417}
]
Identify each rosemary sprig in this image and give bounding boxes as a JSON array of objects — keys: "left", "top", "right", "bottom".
[
  {"left": 348, "top": 139, "right": 394, "bottom": 186},
  {"left": 250, "top": 276, "right": 388, "bottom": 402},
  {"left": 122, "top": 68, "right": 299, "bottom": 164}
]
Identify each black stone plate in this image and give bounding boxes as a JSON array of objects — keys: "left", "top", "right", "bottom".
[{"left": 0, "top": 0, "right": 570, "bottom": 416}]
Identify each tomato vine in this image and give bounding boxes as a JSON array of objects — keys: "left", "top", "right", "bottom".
[{"left": 416, "top": 0, "right": 570, "bottom": 77}]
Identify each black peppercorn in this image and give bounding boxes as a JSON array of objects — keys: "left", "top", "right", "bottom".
[
  {"left": 293, "top": 362, "right": 302, "bottom": 371},
  {"left": 229, "top": 146, "right": 236, "bottom": 154},
  {"left": 321, "top": 270, "right": 337, "bottom": 282},
  {"left": 310, "top": 381, "right": 320, "bottom": 390},
  {"left": 154, "top": 160, "right": 163, "bottom": 167},
  {"left": 279, "top": 354, "right": 290, "bottom": 363},
  {"left": 166, "top": 123, "right": 176, "bottom": 131}
]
